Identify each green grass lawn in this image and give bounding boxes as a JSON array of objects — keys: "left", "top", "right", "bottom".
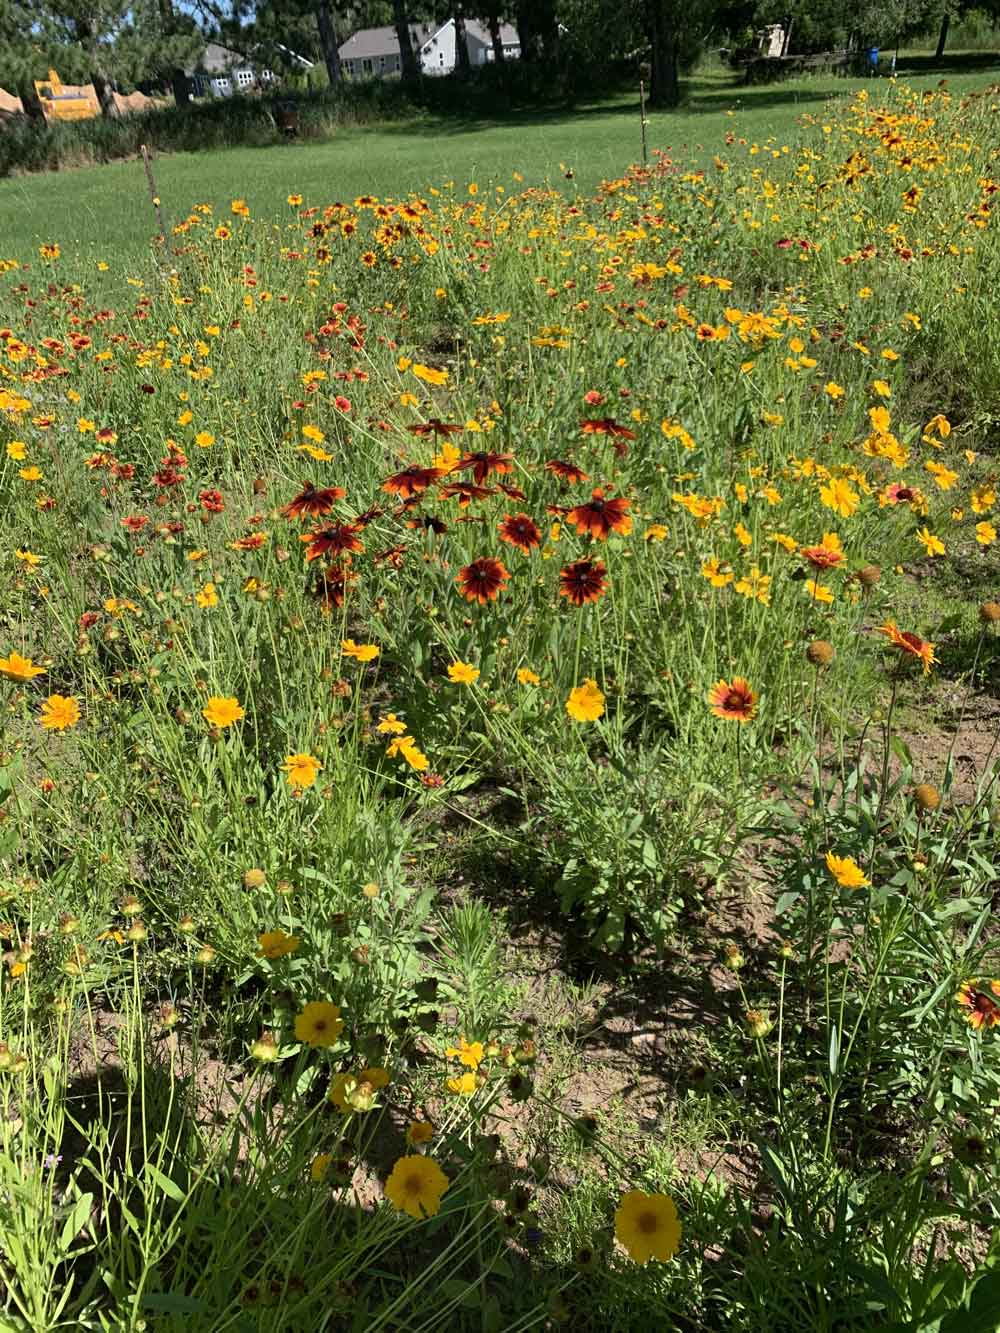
[{"left": 2, "top": 52, "right": 999, "bottom": 263}]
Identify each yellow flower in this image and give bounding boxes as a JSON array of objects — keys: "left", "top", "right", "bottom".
[
  {"left": 412, "top": 363, "right": 448, "bottom": 386},
  {"left": 701, "top": 558, "right": 734, "bottom": 587},
  {"left": 916, "top": 527, "right": 945, "bottom": 557},
  {"left": 924, "top": 413, "right": 951, "bottom": 439},
  {"left": 302, "top": 424, "right": 325, "bottom": 443},
  {"left": 614, "top": 1191, "right": 682, "bottom": 1264},
  {"left": 517, "top": 668, "right": 540, "bottom": 685},
  {"left": 868, "top": 405, "right": 891, "bottom": 433},
  {"left": 6, "top": 441, "right": 26, "bottom": 460},
  {"left": 644, "top": 523, "right": 669, "bottom": 542},
  {"left": 975, "top": 521, "right": 996, "bottom": 547},
  {"left": 298, "top": 444, "right": 334, "bottom": 461},
  {"left": 384, "top": 1155, "right": 449, "bottom": 1220},
  {"left": 819, "top": 478, "right": 859, "bottom": 519},
  {"left": 825, "top": 851, "right": 870, "bottom": 889},
  {"left": 40, "top": 694, "right": 80, "bottom": 731},
  {"left": 446, "top": 1071, "right": 477, "bottom": 1096},
  {"left": 400, "top": 744, "right": 429, "bottom": 771},
  {"left": 804, "top": 579, "right": 834, "bottom": 604},
  {"left": 195, "top": 582, "right": 219, "bottom": 608},
  {"left": 19, "top": 466, "right": 43, "bottom": 481},
  {"left": 377, "top": 712, "right": 408, "bottom": 734},
  {"left": 406, "top": 1119, "right": 434, "bottom": 1146},
  {"left": 0, "top": 651, "right": 45, "bottom": 681},
  {"left": 872, "top": 379, "right": 891, "bottom": 398},
  {"left": 282, "top": 752, "right": 322, "bottom": 789},
  {"left": 202, "top": 696, "right": 245, "bottom": 728},
  {"left": 971, "top": 485, "right": 996, "bottom": 514},
  {"left": 258, "top": 929, "right": 301, "bottom": 959},
  {"left": 445, "top": 1036, "right": 484, "bottom": 1068},
  {"left": 294, "top": 1001, "right": 344, "bottom": 1048},
  {"left": 342, "top": 639, "right": 380, "bottom": 662},
  {"left": 310, "top": 1153, "right": 332, "bottom": 1182},
  {"left": 824, "top": 382, "right": 845, "bottom": 400},
  {"left": 447, "top": 661, "right": 479, "bottom": 685},
  {"left": 924, "top": 461, "right": 957, "bottom": 492},
  {"left": 15, "top": 548, "right": 41, "bottom": 566},
  {"left": 287, "top": 193, "right": 303, "bottom": 207},
  {"left": 734, "top": 522, "right": 753, "bottom": 548},
  {"left": 566, "top": 679, "right": 605, "bottom": 722}
]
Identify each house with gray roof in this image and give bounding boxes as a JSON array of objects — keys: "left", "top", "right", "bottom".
[{"left": 338, "top": 19, "right": 520, "bottom": 79}]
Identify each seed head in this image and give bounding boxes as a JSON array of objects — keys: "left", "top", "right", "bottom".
[
  {"left": 806, "top": 639, "right": 836, "bottom": 667},
  {"left": 979, "top": 602, "right": 1000, "bottom": 624}
]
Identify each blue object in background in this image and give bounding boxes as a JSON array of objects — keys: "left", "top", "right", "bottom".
[{"left": 868, "top": 47, "right": 879, "bottom": 72}]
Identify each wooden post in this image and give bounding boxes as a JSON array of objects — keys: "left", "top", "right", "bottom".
[
  {"left": 639, "top": 77, "right": 648, "bottom": 166},
  {"left": 140, "top": 144, "right": 166, "bottom": 244}
]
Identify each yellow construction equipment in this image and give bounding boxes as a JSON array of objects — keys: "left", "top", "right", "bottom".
[{"left": 33, "top": 70, "right": 100, "bottom": 121}]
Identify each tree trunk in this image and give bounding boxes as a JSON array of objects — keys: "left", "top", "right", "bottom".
[
  {"left": 171, "top": 70, "right": 191, "bottom": 106},
  {"left": 488, "top": 10, "right": 504, "bottom": 63},
  {"left": 392, "top": 0, "right": 420, "bottom": 80},
  {"left": 514, "top": 0, "right": 538, "bottom": 60},
  {"left": 935, "top": 11, "right": 949, "bottom": 60},
  {"left": 75, "top": 17, "right": 121, "bottom": 118},
  {"left": 315, "top": 0, "right": 342, "bottom": 85},
  {"left": 454, "top": 6, "right": 471, "bottom": 74},
  {"left": 16, "top": 79, "right": 46, "bottom": 122},
  {"left": 646, "top": 1, "right": 679, "bottom": 108}
]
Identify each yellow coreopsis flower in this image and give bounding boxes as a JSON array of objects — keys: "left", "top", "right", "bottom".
[
  {"left": 39, "top": 694, "right": 80, "bottom": 731},
  {"left": 565, "top": 679, "right": 605, "bottom": 722},
  {"left": 916, "top": 527, "right": 945, "bottom": 557},
  {"left": 258, "top": 929, "right": 301, "bottom": 959},
  {"left": 0, "top": 651, "right": 45, "bottom": 681},
  {"left": 412, "top": 363, "right": 448, "bottom": 386},
  {"left": 447, "top": 661, "right": 479, "bottom": 685},
  {"left": 282, "top": 753, "right": 323, "bottom": 789},
  {"left": 341, "top": 640, "right": 380, "bottom": 662},
  {"left": 294, "top": 1001, "right": 343, "bottom": 1048},
  {"left": 202, "top": 696, "right": 245, "bottom": 728},
  {"left": 614, "top": 1191, "right": 682, "bottom": 1265},
  {"left": 826, "top": 851, "right": 870, "bottom": 888},
  {"left": 384, "top": 1155, "right": 449, "bottom": 1219},
  {"left": 819, "top": 478, "right": 859, "bottom": 519}
]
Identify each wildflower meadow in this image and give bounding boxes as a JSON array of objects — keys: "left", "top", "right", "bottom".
[{"left": 2, "top": 80, "right": 1000, "bottom": 1330}]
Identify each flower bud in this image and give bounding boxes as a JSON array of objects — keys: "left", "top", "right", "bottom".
[
  {"left": 243, "top": 868, "right": 266, "bottom": 890},
  {"left": 250, "top": 1031, "right": 280, "bottom": 1063},
  {"left": 913, "top": 783, "right": 940, "bottom": 812},
  {"left": 980, "top": 602, "right": 1000, "bottom": 624},
  {"left": 745, "top": 1008, "right": 773, "bottom": 1039},
  {"left": 857, "top": 564, "right": 881, "bottom": 588}
]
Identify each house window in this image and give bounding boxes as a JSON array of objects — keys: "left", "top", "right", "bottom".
[
  {"left": 362, "top": 58, "right": 373, "bottom": 75},
  {"left": 236, "top": 69, "right": 253, "bottom": 88}
]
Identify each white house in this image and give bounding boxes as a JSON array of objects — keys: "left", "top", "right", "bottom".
[
  {"left": 338, "top": 20, "right": 520, "bottom": 80},
  {"left": 187, "top": 42, "right": 312, "bottom": 99}
]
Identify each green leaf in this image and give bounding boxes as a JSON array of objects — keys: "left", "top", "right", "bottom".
[
  {"left": 58, "top": 1190, "right": 93, "bottom": 1253},
  {"left": 145, "top": 1163, "right": 185, "bottom": 1203}
]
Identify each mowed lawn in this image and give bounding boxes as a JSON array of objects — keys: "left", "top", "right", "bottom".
[{"left": 2, "top": 54, "right": 999, "bottom": 262}]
